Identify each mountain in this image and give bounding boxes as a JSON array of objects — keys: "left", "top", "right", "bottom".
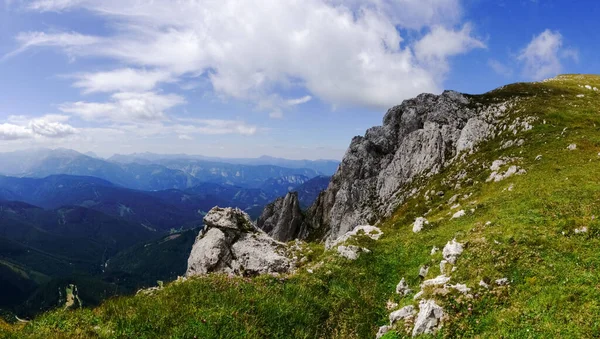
[
  {"left": 0, "top": 148, "right": 199, "bottom": 191},
  {"left": 0, "top": 199, "right": 156, "bottom": 312},
  {"left": 9, "top": 75, "right": 600, "bottom": 338},
  {"left": 109, "top": 153, "right": 340, "bottom": 175},
  {"left": 0, "top": 175, "right": 203, "bottom": 232},
  {"left": 103, "top": 229, "right": 199, "bottom": 290},
  {"left": 0, "top": 149, "right": 326, "bottom": 192},
  {"left": 150, "top": 159, "right": 320, "bottom": 188}
]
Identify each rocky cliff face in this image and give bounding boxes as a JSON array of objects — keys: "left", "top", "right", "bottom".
[
  {"left": 257, "top": 192, "right": 304, "bottom": 242},
  {"left": 298, "top": 90, "right": 504, "bottom": 241}
]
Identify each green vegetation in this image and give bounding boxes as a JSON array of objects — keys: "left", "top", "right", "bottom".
[{"left": 2, "top": 75, "right": 600, "bottom": 338}]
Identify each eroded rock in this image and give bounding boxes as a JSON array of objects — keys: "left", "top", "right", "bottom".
[
  {"left": 413, "top": 217, "right": 429, "bottom": 233},
  {"left": 186, "top": 207, "right": 293, "bottom": 277},
  {"left": 257, "top": 192, "right": 304, "bottom": 242},
  {"left": 412, "top": 299, "right": 444, "bottom": 337},
  {"left": 337, "top": 245, "right": 370, "bottom": 260},
  {"left": 443, "top": 239, "right": 464, "bottom": 264}
]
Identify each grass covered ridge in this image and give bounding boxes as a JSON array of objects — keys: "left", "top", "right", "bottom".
[{"left": 2, "top": 74, "right": 600, "bottom": 338}]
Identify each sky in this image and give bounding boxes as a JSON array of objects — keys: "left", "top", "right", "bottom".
[{"left": 0, "top": 0, "right": 597, "bottom": 160}]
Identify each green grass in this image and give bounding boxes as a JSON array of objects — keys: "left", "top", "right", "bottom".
[{"left": 3, "top": 74, "right": 600, "bottom": 338}]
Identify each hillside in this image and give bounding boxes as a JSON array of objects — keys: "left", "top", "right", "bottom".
[{"left": 3, "top": 74, "right": 600, "bottom": 338}]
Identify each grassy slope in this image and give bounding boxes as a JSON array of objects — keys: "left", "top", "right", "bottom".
[{"left": 2, "top": 74, "right": 600, "bottom": 338}]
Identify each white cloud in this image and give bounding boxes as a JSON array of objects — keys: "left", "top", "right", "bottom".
[
  {"left": 59, "top": 91, "right": 185, "bottom": 121},
  {"left": 15, "top": 0, "right": 479, "bottom": 112},
  {"left": 0, "top": 123, "right": 32, "bottom": 140},
  {"left": 518, "top": 29, "right": 577, "bottom": 80},
  {"left": 415, "top": 24, "right": 486, "bottom": 74},
  {"left": 71, "top": 68, "right": 173, "bottom": 94},
  {"left": 0, "top": 115, "right": 77, "bottom": 140},
  {"left": 28, "top": 117, "right": 78, "bottom": 138},
  {"left": 3, "top": 31, "right": 100, "bottom": 60},
  {"left": 174, "top": 119, "right": 258, "bottom": 136},
  {"left": 286, "top": 96, "right": 313, "bottom": 106}
]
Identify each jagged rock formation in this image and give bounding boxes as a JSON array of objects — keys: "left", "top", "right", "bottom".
[
  {"left": 303, "top": 90, "right": 502, "bottom": 241},
  {"left": 186, "top": 207, "right": 293, "bottom": 277},
  {"left": 258, "top": 90, "right": 511, "bottom": 242},
  {"left": 257, "top": 192, "right": 304, "bottom": 242}
]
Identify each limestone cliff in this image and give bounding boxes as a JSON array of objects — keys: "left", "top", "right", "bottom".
[{"left": 261, "top": 90, "right": 507, "bottom": 241}]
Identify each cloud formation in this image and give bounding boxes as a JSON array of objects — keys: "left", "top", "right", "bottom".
[
  {"left": 58, "top": 92, "right": 186, "bottom": 122},
  {"left": 13, "top": 0, "right": 484, "bottom": 112},
  {"left": 518, "top": 29, "right": 577, "bottom": 80},
  {"left": 0, "top": 115, "right": 78, "bottom": 140}
]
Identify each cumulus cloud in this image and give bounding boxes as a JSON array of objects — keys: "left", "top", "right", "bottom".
[
  {"left": 414, "top": 24, "right": 486, "bottom": 74},
  {"left": 59, "top": 92, "right": 186, "bottom": 121},
  {"left": 0, "top": 115, "right": 77, "bottom": 140},
  {"left": 518, "top": 29, "right": 578, "bottom": 80},
  {"left": 13, "top": 0, "right": 482, "bottom": 112}
]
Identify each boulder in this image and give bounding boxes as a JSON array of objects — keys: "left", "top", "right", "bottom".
[
  {"left": 412, "top": 299, "right": 444, "bottom": 336},
  {"left": 390, "top": 305, "right": 416, "bottom": 324},
  {"left": 442, "top": 239, "right": 464, "bottom": 264},
  {"left": 337, "top": 245, "right": 370, "bottom": 260},
  {"left": 186, "top": 207, "right": 293, "bottom": 277},
  {"left": 413, "top": 217, "right": 429, "bottom": 233},
  {"left": 396, "top": 278, "right": 412, "bottom": 296}
]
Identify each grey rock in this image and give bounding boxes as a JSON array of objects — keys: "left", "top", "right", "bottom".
[
  {"left": 412, "top": 299, "right": 444, "bottom": 337},
  {"left": 186, "top": 207, "right": 293, "bottom": 277},
  {"left": 337, "top": 245, "right": 370, "bottom": 260},
  {"left": 390, "top": 305, "right": 416, "bottom": 324},
  {"left": 443, "top": 239, "right": 464, "bottom": 264},
  {"left": 421, "top": 275, "right": 451, "bottom": 287},
  {"left": 419, "top": 265, "right": 429, "bottom": 279},
  {"left": 396, "top": 277, "right": 412, "bottom": 296},
  {"left": 302, "top": 91, "right": 486, "bottom": 241},
  {"left": 257, "top": 192, "right": 304, "bottom": 242},
  {"left": 376, "top": 325, "right": 391, "bottom": 339},
  {"left": 413, "top": 217, "right": 429, "bottom": 233},
  {"left": 456, "top": 118, "right": 493, "bottom": 153}
]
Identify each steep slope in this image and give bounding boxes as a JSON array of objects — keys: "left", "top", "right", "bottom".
[{"left": 5, "top": 75, "right": 600, "bottom": 338}]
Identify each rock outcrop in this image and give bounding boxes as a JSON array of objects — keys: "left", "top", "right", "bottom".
[
  {"left": 303, "top": 91, "right": 501, "bottom": 241},
  {"left": 186, "top": 207, "right": 293, "bottom": 277},
  {"left": 258, "top": 90, "right": 511, "bottom": 242},
  {"left": 257, "top": 192, "right": 304, "bottom": 242}
]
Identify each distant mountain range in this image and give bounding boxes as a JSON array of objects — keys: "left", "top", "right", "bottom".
[
  {"left": 108, "top": 152, "right": 340, "bottom": 175},
  {"left": 0, "top": 148, "right": 335, "bottom": 317},
  {"left": 0, "top": 148, "right": 336, "bottom": 191}
]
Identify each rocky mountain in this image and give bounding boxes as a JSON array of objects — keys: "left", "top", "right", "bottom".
[{"left": 270, "top": 90, "right": 508, "bottom": 242}]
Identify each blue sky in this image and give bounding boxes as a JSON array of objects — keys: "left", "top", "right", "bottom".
[{"left": 0, "top": 0, "right": 596, "bottom": 160}]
